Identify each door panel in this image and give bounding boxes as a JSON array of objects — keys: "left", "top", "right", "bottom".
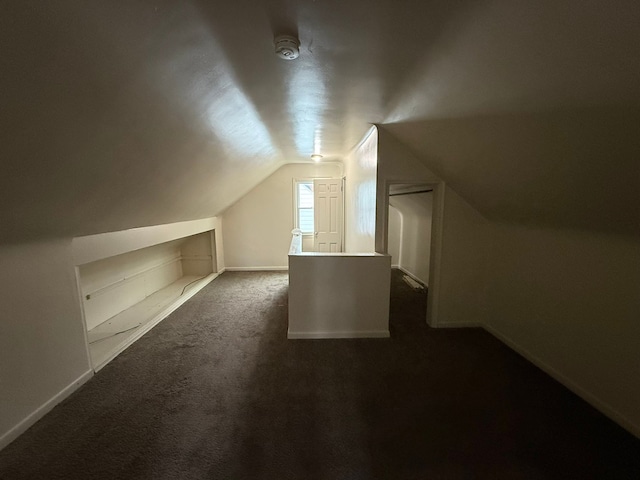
[{"left": 314, "top": 178, "right": 343, "bottom": 252}]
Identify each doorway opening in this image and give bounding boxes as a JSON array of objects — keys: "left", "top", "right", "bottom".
[
  {"left": 386, "top": 183, "right": 437, "bottom": 328},
  {"left": 294, "top": 178, "right": 344, "bottom": 252}
]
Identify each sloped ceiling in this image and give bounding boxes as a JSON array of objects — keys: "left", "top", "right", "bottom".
[
  {"left": 381, "top": 0, "right": 640, "bottom": 236},
  {"left": 1, "top": 0, "right": 638, "bottom": 243}
]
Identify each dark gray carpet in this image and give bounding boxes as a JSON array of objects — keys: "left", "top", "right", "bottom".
[{"left": 0, "top": 270, "right": 638, "bottom": 479}]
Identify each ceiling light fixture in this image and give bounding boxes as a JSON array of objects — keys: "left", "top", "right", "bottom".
[
  {"left": 311, "top": 154, "right": 323, "bottom": 162},
  {"left": 274, "top": 34, "right": 300, "bottom": 60}
]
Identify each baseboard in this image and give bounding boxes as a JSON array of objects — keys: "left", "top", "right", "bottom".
[
  {"left": 217, "top": 267, "right": 226, "bottom": 274},
  {"left": 288, "top": 330, "right": 390, "bottom": 339},
  {"left": 483, "top": 323, "right": 640, "bottom": 439},
  {"left": 436, "top": 321, "right": 482, "bottom": 328},
  {"left": 395, "top": 266, "right": 427, "bottom": 287},
  {"left": 0, "top": 369, "right": 94, "bottom": 451},
  {"left": 224, "top": 266, "right": 288, "bottom": 271}
]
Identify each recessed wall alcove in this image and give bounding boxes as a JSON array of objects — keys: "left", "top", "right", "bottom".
[{"left": 72, "top": 219, "right": 223, "bottom": 371}]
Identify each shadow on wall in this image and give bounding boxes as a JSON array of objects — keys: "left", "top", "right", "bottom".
[
  {"left": 388, "top": 190, "right": 433, "bottom": 286},
  {"left": 383, "top": 106, "right": 640, "bottom": 237}
]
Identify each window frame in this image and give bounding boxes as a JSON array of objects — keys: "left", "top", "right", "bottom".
[{"left": 293, "top": 179, "right": 315, "bottom": 235}]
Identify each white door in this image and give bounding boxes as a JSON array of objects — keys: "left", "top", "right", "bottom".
[{"left": 314, "top": 178, "right": 343, "bottom": 252}]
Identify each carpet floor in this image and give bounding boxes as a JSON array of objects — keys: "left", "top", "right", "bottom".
[{"left": 0, "top": 270, "right": 638, "bottom": 479}]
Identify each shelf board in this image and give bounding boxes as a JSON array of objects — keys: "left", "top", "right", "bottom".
[{"left": 88, "top": 273, "right": 217, "bottom": 371}]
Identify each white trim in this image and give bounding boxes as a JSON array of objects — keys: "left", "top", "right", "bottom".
[
  {"left": 74, "top": 266, "right": 93, "bottom": 372},
  {"left": 293, "top": 179, "right": 316, "bottom": 234},
  {"left": 436, "top": 321, "right": 482, "bottom": 328},
  {"left": 287, "top": 330, "right": 390, "bottom": 339},
  {"left": 0, "top": 369, "right": 93, "bottom": 451},
  {"left": 484, "top": 323, "right": 640, "bottom": 439},
  {"left": 224, "top": 266, "right": 288, "bottom": 271},
  {"left": 382, "top": 179, "right": 442, "bottom": 328},
  {"left": 92, "top": 273, "right": 218, "bottom": 371},
  {"left": 217, "top": 267, "right": 226, "bottom": 274},
  {"left": 394, "top": 265, "right": 427, "bottom": 287},
  {"left": 341, "top": 176, "right": 346, "bottom": 251},
  {"left": 72, "top": 218, "right": 219, "bottom": 265},
  {"left": 426, "top": 183, "right": 444, "bottom": 327}
]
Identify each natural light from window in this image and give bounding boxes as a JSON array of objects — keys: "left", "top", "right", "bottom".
[{"left": 296, "top": 182, "right": 314, "bottom": 234}]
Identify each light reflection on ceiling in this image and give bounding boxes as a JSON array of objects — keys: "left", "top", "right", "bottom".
[
  {"left": 1, "top": 0, "right": 639, "bottom": 240},
  {"left": 285, "top": 58, "right": 328, "bottom": 157}
]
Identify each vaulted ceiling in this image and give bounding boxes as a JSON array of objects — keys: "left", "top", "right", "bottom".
[{"left": 1, "top": 0, "right": 638, "bottom": 243}]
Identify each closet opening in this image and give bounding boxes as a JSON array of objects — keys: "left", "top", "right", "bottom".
[{"left": 387, "top": 184, "right": 435, "bottom": 327}]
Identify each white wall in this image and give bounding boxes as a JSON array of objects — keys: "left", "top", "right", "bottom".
[
  {"left": 181, "top": 232, "right": 216, "bottom": 276},
  {"left": 378, "top": 127, "right": 640, "bottom": 437},
  {"left": 388, "top": 205, "right": 402, "bottom": 266},
  {"left": 376, "top": 126, "right": 490, "bottom": 328},
  {"left": 221, "top": 163, "right": 341, "bottom": 269},
  {"left": 437, "top": 186, "right": 490, "bottom": 326},
  {"left": 79, "top": 239, "right": 190, "bottom": 330},
  {"left": 0, "top": 240, "right": 92, "bottom": 449},
  {"left": 344, "top": 127, "right": 378, "bottom": 253},
  {"left": 1, "top": 217, "right": 224, "bottom": 450},
  {"left": 288, "top": 253, "right": 391, "bottom": 338},
  {"left": 389, "top": 192, "right": 433, "bottom": 285},
  {"left": 72, "top": 217, "right": 222, "bottom": 266},
  {"left": 376, "top": 127, "right": 442, "bottom": 254},
  {"left": 484, "top": 225, "right": 640, "bottom": 436}
]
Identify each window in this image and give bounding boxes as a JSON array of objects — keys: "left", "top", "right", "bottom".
[{"left": 295, "top": 181, "right": 314, "bottom": 234}]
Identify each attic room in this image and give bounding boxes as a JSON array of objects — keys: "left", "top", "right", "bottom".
[{"left": 1, "top": 0, "right": 639, "bottom": 477}]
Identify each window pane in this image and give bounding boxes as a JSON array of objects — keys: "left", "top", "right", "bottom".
[
  {"left": 298, "top": 183, "right": 314, "bottom": 208},
  {"left": 297, "top": 182, "right": 314, "bottom": 233},
  {"left": 299, "top": 208, "right": 314, "bottom": 233}
]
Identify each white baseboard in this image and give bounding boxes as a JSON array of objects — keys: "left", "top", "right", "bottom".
[
  {"left": 484, "top": 323, "right": 640, "bottom": 439},
  {"left": 216, "top": 267, "right": 226, "bottom": 274},
  {"left": 436, "top": 321, "right": 482, "bottom": 328},
  {"left": 224, "top": 266, "right": 288, "bottom": 271},
  {"left": 0, "top": 369, "right": 94, "bottom": 451},
  {"left": 395, "top": 266, "right": 427, "bottom": 287},
  {"left": 288, "top": 330, "right": 390, "bottom": 339}
]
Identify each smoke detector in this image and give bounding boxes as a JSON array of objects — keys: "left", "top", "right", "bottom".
[{"left": 274, "top": 34, "right": 300, "bottom": 60}]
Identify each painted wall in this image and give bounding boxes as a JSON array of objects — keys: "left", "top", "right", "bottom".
[
  {"left": 80, "top": 240, "right": 184, "bottom": 330},
  {"left": 437, "top": 186, "right": 490, "bottom": 326},
  {"left": 375, "top": 128, "right": 441, "bottom": 253},
  {"left": 72, "top": 218, "right": 222, "bottom": 265},
  {"left": 1, "top": 217, "right": 224, "bottom": 450},
  {"left": 79, "top": 230, "right": 216, "bottom": 332},
  {"left": 388, "top": 205, "right": 402, "bottom": 266},
  {"left": 0, "top": 240, "right": 92, "bottom": 449},
  {"left": 484, "top": 226, "right": 640, "bottom": 437},
  {"left": 288, "top": 253, "right": 391, "bottom": 338},
  {"left": 379, "top": 127, "right": 640, "bottom": 436},
  {"left": 389, "top": 192, "right": 433, "bottom": 285},
  {"left": 181, "top": 232, "right": 217, "bottom": 276},
  {"left": 344, "top": 127, "right": 378, "bottom": 253},
  {"left": 376, "top": 127, "right": 490, "bottom": 328},
  {"left": 222, "top": 163, "right": 342, "bottom": 269}
]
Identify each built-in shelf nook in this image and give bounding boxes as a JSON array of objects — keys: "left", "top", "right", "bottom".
[{"left": 72, "top": 219, "right": 223, "bottom": 371}]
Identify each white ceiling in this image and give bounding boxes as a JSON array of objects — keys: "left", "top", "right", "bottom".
[{"left": 1, "top": 0, "right": 639, "bottom": 242}]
